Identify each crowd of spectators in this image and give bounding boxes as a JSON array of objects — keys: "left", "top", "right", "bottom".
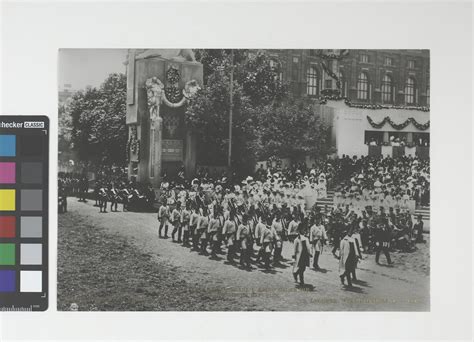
[
  {"left": 331, "top": 155, "right": 430, "bottom": 208},
  {"left": 366, "top": 135, "right": 430, "bottom": 147}
]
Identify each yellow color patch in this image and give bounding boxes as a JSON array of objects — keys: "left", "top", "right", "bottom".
[{"left": 0, "top": 190, "right": 16, "bottom": 211}]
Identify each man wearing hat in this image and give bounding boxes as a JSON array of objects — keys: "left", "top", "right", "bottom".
[
  {"left": 170, "top": 202, "right": 182, "bottom": 243},
  {"left": 292, "top": 223, "right": 312, "bottom": 285},
  {"left": 413, "top": 214, "right": 424, "bottom": 243},
  {"left": 260, "top": 217, "right": 274, "bottom": 269},
  {"left": 375, "top": 220, "right": 393, "bottom": 265},
  {"left": 237, "top": 214, "right": 252, "bottom": 268},
  {"left": 158, "top": 200, "right": 170, "bottom": 239}
]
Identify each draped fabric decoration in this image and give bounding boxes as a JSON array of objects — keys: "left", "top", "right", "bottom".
[
  {"left": 320, "top": 61, "right": 342, "bottom": 90},
  {"left": 317, "top": 95, "right": 430, "bottom": 112},
  {"left": 366, "top": 115, "right": 430, "bottom": 131}
]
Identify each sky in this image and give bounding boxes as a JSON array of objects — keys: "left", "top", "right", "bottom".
[{"left": 58, "top": 49, "right": 128, "bottom": 90}]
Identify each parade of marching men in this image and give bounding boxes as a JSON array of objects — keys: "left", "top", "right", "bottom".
[{"left": 59, "top": 152, "right": 428, "bottom": 288}]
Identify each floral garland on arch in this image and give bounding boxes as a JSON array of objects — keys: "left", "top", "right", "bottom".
[
  {"left": 126, "top": 126, "right": 141, "bottom": 162},
  {"left": 162, "top": 92, "right": 187, "bottom": 108},
  {"left": 367, "top": 115, "right": 430, "bottom": 131}
]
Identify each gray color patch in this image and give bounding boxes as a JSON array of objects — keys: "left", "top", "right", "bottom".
[
  {"left": 21, "top": 189, "right": 43, "bottom": 211},
  {"left": 21, "top": 162, "right": 43, "bottom": 184},
  {"left": 20, "top": 216, "right": 42, "bottom": 238},
  {"left": 20, "top": 243, "right": 42, "bottom": 265}
]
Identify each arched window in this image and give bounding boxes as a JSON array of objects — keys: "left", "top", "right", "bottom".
[
  {"left": 405, "top": 77, "right": 416, "bottom": 104},
  {"left": 381, "top": 75, "right": 393, "bottom": 103},
  {"left": 306, "top": 66, "right": 319, "bottom": 96},
  {"left": 357, "top": 72, "right": 369, "bottom": 100}
]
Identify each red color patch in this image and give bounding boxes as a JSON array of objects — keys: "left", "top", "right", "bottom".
[{"left": 0, "top": 216, "right": 16, "bottom": 238}]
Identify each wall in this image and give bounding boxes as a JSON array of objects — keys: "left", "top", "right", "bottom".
[{"left": 326, "top": 100, "right": 430, "bottom": 157}]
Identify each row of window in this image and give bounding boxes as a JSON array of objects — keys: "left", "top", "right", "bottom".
[
  {"left": 359, "top": 54, "right": 416, "bottom": 69},
  {"left": 357, "top": 73, "right": 417, "bottom": 104},
  {"left": 269, "top": 60, "right": 428, "bottom": 105},
  {"left": 305, "top": 68, "right": 427, "bottom": 105}
]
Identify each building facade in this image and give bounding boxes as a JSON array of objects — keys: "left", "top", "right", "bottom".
[
  {"left": 260, "top": 49, "right": 430, "bottom": 159},
  {"left": 264, "top": 49, "right": 430, "bottom": 107}
]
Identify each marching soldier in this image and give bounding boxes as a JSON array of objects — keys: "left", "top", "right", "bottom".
[
  {"left": 309, "top": 217, "right": 328, "bottom": 270},
  {"left": 287, "top": 214, "right": 299, "bottom": 243},
  {"left": 98, "top": 185, "right": 109, "bottom": 213},
  {"left": 375, "top": 220, "right": 393, "bottom": 265},
  {"left": 109, "top": 183, "right": 119, "bottom": 212},
  {"left": 197, "top": 207, "right": 209, "bottom": 255},
  {"left": 207, "top": 207, "right": 222, "bottom": 258},
  {"left": 171, "top": 202, "right": 182, "bottom": 243},
  {"left": 260, "top": 217, "right": 274, "bottom": 269},
  {"left": 292, "top": 224, "right": 312, "bottom": 285},
  {"left": 223, "top": 211, "right": 238, "bottom": 263},
  {"left": 181, "top": 202, "right": 192, "bottom": 247},
  {"left": 189, "top": 207, "right": 200, "bottom": 250},
  {"left": 158, "top": 200, "right": 170, "bottom": 238},
  {"left": 237, "top": 214, "right": 252, "bottom": 269},
  {"left": 271, "top": 213, "right": 284, "bottom": 263}
]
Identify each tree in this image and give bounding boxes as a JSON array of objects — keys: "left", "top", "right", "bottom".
[
  {"left": 58, "top": 102, "right": 72, "bottom": 154},
  {"left": 186, "top": 50, "right": 287, "bottom": 177},
  {"left": 69, "top": 73, "right": 127, "bottom": 167},
  {"left": 255, "top": 98, "right": 331, "bottom": 161}
]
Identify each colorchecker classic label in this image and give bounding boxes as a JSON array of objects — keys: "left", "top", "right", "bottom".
[{"left": 0, "top": 116, "right": 49, "bottom": 311}]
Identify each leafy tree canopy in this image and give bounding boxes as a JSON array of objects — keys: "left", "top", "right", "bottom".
[
  {"left": 187, "top": 50, "right": 330, "bottom": 176},
  {"left": 69, "top": 73, "right": 127, "bottom": 166},
  {"left": 254, "top": 98, "right": 331, "bottom": 160},
  {"left": 186, "top": 50, "right": 288, "bottom": 176}
]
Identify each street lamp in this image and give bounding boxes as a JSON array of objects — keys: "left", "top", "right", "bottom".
[{"left": 228, "top": 49, "right": 234, "bottom": 171}]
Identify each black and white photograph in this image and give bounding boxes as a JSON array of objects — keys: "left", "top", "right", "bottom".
[
  {"left": 1, "top": 0, "right": 472, "bottom": 340},
  {"left": 57, "top": 48, "right": 430, "bottom": 311}
]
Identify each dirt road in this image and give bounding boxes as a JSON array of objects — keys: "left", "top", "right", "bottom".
[{"left": 58, "top": 200, "right": 429, "bottom": 311}]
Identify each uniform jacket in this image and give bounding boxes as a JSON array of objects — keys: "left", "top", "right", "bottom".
[
  {"left": 260, "top": 226, "right": 273, "bottom": 245},
  {"left": 222, "top": 220, "right": 237, "bottom": 235},
  {"left": 237, "top": 224, "right": 251, "bottom": 249},
  {"left": 171, "top": 208, "right": 181, "bottom": 223},
  {"left": 292, "top": 235, "right": 311, "bottom": 273},
  {"left": 158, "top": 205, "right": 169, "bottom": 220},
  {"left": 208, "top": 217, "right": 221, "bottom": 234},
  {"left": 189, "top": 212, "right": 199, "bottom": 228},
  {"left": 338, "top": 235, "right": 361, "bottom": 276},
  {"left": 309, "top": 224, "right": 327, "bottom": 253},
  {"left": 287, "top": 220, "right": 299, "bottom": 236}
]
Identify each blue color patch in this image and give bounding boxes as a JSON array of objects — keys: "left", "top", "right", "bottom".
[
  {"left": 0, "top": 270, "right": 16, "bottom": 292},
  {"left": 0, "top": 135, "right": 16, "bottom": 157}
]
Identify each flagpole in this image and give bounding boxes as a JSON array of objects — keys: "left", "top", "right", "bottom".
[{"left": 228, "top": 49, "right": 234, "bottom": 171}]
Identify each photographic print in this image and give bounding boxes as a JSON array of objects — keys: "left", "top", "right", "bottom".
[{"left": 57, "top": 49, "right": 430, "bottom": 311}]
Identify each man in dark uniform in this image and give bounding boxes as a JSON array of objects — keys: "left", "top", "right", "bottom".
[
  {"left": 375, "top": 220, "right": 393, "bottom": 265},
  {"left": 413, "top": 214, "right": 424, "bottom": 243},
  {"left": 330, "top": 213, "right": 343, "bottom": 258},
  {"left": 78, "top": 176, "right": 88, "bottom": 202}
]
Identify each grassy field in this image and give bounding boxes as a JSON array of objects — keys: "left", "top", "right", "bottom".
[{"left": 57, "top": 211, "right": 243, "bottom": 311}]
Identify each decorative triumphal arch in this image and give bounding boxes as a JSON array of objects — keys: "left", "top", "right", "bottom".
[{"left": 125, "top": 49, "right": 203, "bottom": 188}]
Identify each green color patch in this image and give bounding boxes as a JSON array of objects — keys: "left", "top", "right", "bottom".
[{"left": 0, "top": 243, "right": 15, "bottom": 265}]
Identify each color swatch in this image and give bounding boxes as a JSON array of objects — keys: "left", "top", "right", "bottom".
[{"left": 0, "top": 115, "right": 48, "bottom": 311}]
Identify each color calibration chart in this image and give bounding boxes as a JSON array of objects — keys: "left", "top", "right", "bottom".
[{"left": 0, "top": 116, "right": 49, "bottom": 311}]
